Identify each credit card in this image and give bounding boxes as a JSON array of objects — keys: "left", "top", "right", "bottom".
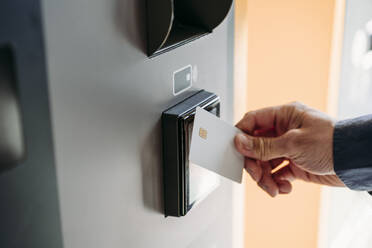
[{"left": 189, "top": 107, "right": 244, "bottom": 183}]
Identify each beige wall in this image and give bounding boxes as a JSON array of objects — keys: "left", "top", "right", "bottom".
[{"left": 234, "top": 0, "right": 336, "bottom": 247}]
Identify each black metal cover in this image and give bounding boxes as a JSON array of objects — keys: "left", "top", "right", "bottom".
[{"left": 146, "top": 0, "right": 233, "bottom": 57}]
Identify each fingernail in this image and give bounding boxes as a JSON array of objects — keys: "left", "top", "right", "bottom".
[
  {"left": 237, "top": 134, "right": 253, "bottom": 151},
  {"left": 259, "top": 182, "right": 269, "bottom": 191},
  {"left": 272, "top": 189, "right": 279, "bottom": 197},
  {"left": 262, "top": 185, "right": 269, "bottom": 192}
]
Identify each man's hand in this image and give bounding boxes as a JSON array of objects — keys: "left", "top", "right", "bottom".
[{"left": 234, "top": 102, "right": 345, "bottom": 197}]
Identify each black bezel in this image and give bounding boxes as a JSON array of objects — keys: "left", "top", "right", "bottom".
[{"left": 161, "top": 90, "right": 220, "bottom": 217}]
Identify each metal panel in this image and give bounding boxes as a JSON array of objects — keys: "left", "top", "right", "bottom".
[
  {"left": 42, "top": 0, "right": 235, "bottom": 247},
  {"left": 0, "top": 1, "right": 63, "bottom": 247}
]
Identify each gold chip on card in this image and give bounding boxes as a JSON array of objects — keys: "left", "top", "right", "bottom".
[{"left": 199, "top": 127, "right": 208, "bottom": 140}]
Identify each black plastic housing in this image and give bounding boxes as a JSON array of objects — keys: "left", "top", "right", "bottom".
[
  {"left": 146, "top": 0, "right": 233, "bottom": 57},
  {"left": 0, "top": 45, "right": 25, "bottom": 172},
  {"left": 162, "top": 90, "right": 220, "bottom": 217}
]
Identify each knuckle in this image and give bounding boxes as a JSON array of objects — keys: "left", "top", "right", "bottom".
[
  {"left": 288, "top": 101, "right": 305, "bottom": 109},
  {"left": 285, "top": 102, "right": 307, "bottom": 119},
  {"left": 253, "top": 137, "right": 272, "bottom": 161}
]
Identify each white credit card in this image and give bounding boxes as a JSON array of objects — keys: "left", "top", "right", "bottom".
[{"left": 189, "top": 107, "right": 244, "bottom": 184}]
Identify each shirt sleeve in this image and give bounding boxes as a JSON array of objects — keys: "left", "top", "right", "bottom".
[{"left": 333, "top": 114, "right": 372, "bottom": 191}]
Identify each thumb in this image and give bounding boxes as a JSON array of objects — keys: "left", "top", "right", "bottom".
[{"left": 234, "top": 133, "right": 289, "bottom": 161}]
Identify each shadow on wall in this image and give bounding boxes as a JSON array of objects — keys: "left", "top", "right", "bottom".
[
  {"left": 114, "top": 0, "right": 147, "bottom": 53},
  {"left": 140, "top": 119, "right": 163, "bottom": 214}
]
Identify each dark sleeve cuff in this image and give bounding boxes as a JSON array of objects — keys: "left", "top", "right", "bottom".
[{"left": 333, "top": 115, "right": 372, "bottom": 191}]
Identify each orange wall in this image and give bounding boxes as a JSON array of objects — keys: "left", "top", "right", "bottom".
[{"left": 234, "top": 0, "right": 336, "bottom": 247}]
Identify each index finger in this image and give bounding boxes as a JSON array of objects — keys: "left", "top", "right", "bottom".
[{"left": 236, "top": 106, "right": 279, "bottom": 134}]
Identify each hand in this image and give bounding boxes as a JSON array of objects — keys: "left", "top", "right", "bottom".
[{"left": 234, "top": 102, "right": 345, "bottom": 197}]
